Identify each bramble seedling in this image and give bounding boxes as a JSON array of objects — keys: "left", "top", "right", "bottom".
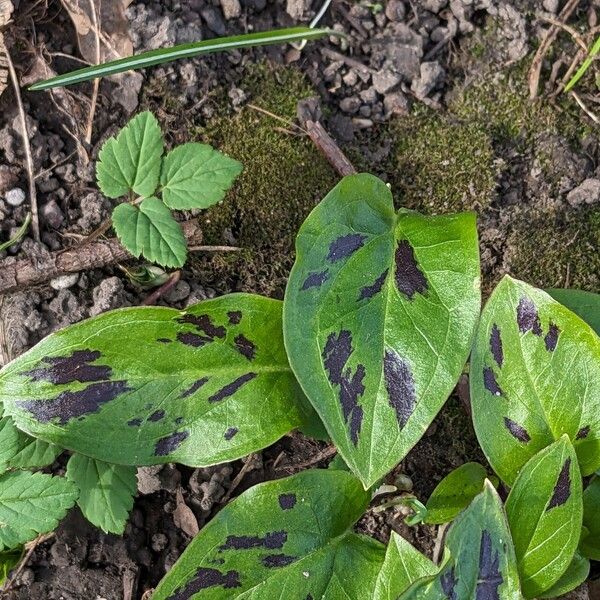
[{"left": 0, "top": 174, "right": 597, "bottom": 598}]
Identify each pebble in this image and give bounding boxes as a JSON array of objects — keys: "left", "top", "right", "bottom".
[
  {"left": 5, "top": 187, "right": 25, "bottom": 207},
  {"left": 220, "top": 0, "right": 241, "bottom": 20},
  {"left": 566, "top": 178, "right": 600, "bottom": 207},
  {"left": 50, "top": 273, "right": 80, "bottom": 290},
  {"left": 385, "top": 0, "right": 405, "bottom": 22},
  {"left": 542, "top": 0, "right": 559, "bottom": 13},
  {"left": 339, "top": 96, "right": 361, "bottom": 114},
  {"left": 372, "top": 70, "right": 401, "bottom": 94},
  {"left": 41, "top": 199, "right": 64, "bottom": 229}
]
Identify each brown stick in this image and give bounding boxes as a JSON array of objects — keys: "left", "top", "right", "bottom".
[
  {"left": 305, "top": 120, "right": 356, "bottom": 177},
  {"left": 0, "top": 221, "right": 209, "bottom": 296}
]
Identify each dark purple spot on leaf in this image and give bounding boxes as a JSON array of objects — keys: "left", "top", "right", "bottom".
[
  {"left": 224, "top": 427, "right": 238, "bottom": 441},
  {"left": 261, "top": 554, "right": 297, "bottom": 568},
  {"left": 323, "top": 331, "right": 353, "bottom": 385},
  {"left": 503, "top": 417, "right": 530, "bottom": 443},
  {"left": 16, "top": 380, "right": 132, "bottom": 425},
  {"left": 167, "top": 567, "right": 241, "bottom": 599},
  {"left": 358, "top": 269, "right": 388, "bottom": 301},
  {"left": 301, "top": 270, "right": 329, "bottom": 291},
  {"left": 490, "top": 324, "right": 503, "bottom": 367},
  {"left": 208, "top": 373, "right": 257, "bottom": 403},
  {"left": 157, "top": 338, "right": 171, "bottom": 344},
  {"left": 177, "top": 332, "right": 210, "bottom": 348},
  {"left": 227, "top": 311, "right": 242, "bottom": 325},
  {"left": 234, "top": 334, "right": 256, "bottom": 360},
  {"left": 180, "top": 377, "right": 209, "bottom": 399},
  {"left": 148, "top": 410, "right": 165, "bottom": 422},
  {"left": 545, "top": 322, "right": 560, "bottom": 351},
  {"left": 476, "top": 530, "right": 503, "bottom": 600},
  {"left": 154, "top": 431, "right": 189, "bottom": 456},
  {"left": 127, "top": 418, "right": 142, "bottom": 427},
  {"left": 483, "top": 367, "right": 502, "bottom": 397},
  {"left": 23, "top": 350, "right": 111, "bottom": 385},
  {"left": 547, "top": 458, "right": 571, "bottom": 510},
  {"left": 383, "top": 350, "right": 416, "bottom": 429},
  {"left": 178, "top": 314, "right": 226, "bottom": 339},
  {"left": 576, "top": 425, "right": 590, "bottom": 440},
  {"left": 327, "top": 233, "right": 367, "bottom": 262},
  {"left": 441, "top": 567, "right": 458, "bottom": 600},
  {"left": 278, "top": 493, "right": 296, "bottom": 510},
  {"left": 394, "top": 240, "right": 428, "bottom": 300},
  {"left": 517, "top": 297, "right": 542, "bottom": 336},
  {"left": 219, "top": 531, "right": 287, "bottom": 552}
]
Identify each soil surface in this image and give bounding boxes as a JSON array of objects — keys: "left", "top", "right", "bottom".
[{"left": 0, "top": 0, "right": 599, "bottom": 598}]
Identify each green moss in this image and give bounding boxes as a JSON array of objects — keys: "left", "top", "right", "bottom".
[
  {"left": 189, "top": 63, "right": 337, "bottom": 297},
  {"left": 506, "top": 206, "right": 600, "bottom": 293}
]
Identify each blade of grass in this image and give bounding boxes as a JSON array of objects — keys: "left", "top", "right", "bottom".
[
  {"left": 0, "top": 213, "right": 31, "bottom": 252},
  {"left": 29, "top": 27, "right": 339, "bottom": 91},
  {"left": 565, "top": 34, "right": 600, "bottom": 92}
]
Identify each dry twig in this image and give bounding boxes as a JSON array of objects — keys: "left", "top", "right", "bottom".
[{"left": 1, "top": 533, "right": 54, "bottom": 593}]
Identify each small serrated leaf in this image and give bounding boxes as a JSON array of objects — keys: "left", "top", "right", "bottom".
[
  {"left": 97, "top": 111, "right": 163, "bottom": 199},
  {"left": 67, "top": 454, "right": 136, "bottom": 534},
  {"left": 112, "top": 197, "right": 187, "bottom": 267},
  {"left": 161, "top": 143, "right": 242, "bottom": 210},
  {"left": 0, "top": 471, "right": 78, "bottom": 550}
]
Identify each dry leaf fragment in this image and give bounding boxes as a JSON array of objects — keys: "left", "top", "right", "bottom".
[{"left": 0, "top": 0, "right": 13, "bottom": 27}]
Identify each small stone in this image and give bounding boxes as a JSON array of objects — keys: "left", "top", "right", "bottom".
[
  {"left": 137, "top": 466, "right": 163, "bottom": 495},
  {"left": 372, "top": 70, "right": 401, "bottom": 94},
  {"left": 339, "top": 96, "right": 361, "bottom": 114},
  {"left": 5, "top": 187, "right": 25, "bottom": 207},
  {"left": 384, "top": 91, "right": 409, "bottom": 116},
  {"left": 542, "top": 0, "right": 559, "bottom": 13},
  {"left": 50, "top": 273, "right": 79, "bottom": 290},
  {"left": 566, "top": 178, "right": 600, "bottom": 207},
  {"left": 200, "top": 6, "right": 226, "bottom": 35},
  {"left": 359, "top": 87, "right": 378, "bottom": 104},
  {"left": 411, "top": 61, "right": 445, "bottom": 99},
  {"left": 342, "top": 70, "right": 358, "bottom": 87},
  {"left": 41, "top": 199, "right": 64, "bottom": 229},
  {"left": 164, "top": 280, "right": 191, "bottom": 303},
  {"left": 421, "top": 0, "right": 448, "bottom": 12},
  {"left": 220, "top": 0, "right": 241, "bottom": 19},
  {"left": 151, "top": 533, "right": 168, "bottom": 552},
  {"left": 286, "top": 0, "right": 309, "bottom": 20}
]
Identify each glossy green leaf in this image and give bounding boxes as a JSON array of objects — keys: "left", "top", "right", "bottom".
[
  {"left": 28, "top": 28, "right": 338, "bottom": 91},
  {"left": 97, "top": 111, "right": 163, "bottom": 199},
  {"left": 374, "top": 532, "right": 437, "bottom": 599},
  {"left": 160, "top": 143, "right": 242, "bottom": 210},
  {"left": 425, "top": 462, "right": 491, "bottom": 525},
  {"left": 505, "top": 436, "right": 583, "bottom": 598},
  {"left": 0, "top": 547, "right": 23, "bottom": 586},
  {"left": 66, "top": 454, "right": 137, "bottom": 534},
  {"left": 112, "top": 197, "right": 187, "bottom": 267},
  {"left": 580, "top": 477, "right": 600, "bottom": 560},
  {"left": 0, "top": 294, "right": 314, "bottom": 467},
  {"left": 400, "top": 481, "right": 521, "bottom": 600},
  {"left": 0, "top": 471, "right": 78, "bottom": 550},
  {"left": 470, "top": 276, "right": 600, "bottom": 485},
  {"left": 538, "top": 552, "right": 590, "bottom": 599},
  {"left": 284, "top": 173, "right": 481, "bottom": 488},
  {"left": 152, "top": 469, "right": 384, "bottom": 600},
  {"left": 547, "top": 288, "right": 600, "bottom": 336}
]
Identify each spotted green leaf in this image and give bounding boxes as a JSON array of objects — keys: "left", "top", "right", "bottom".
[
  {"left": 283, "top": 173, "right": 481, "bottom": 488},
  {"left": 400, "top": 481, "right": 521, "bottom": 600},
  {"left": 66, "top": 454, "right": 137, "bottom": 534},
  {"left": 505, "top": 436, "right": 583, "bottom": 598},
  {"left": 425, "top": 462, "right": 493, "bottom": 525},
  {"left": 374, "top": 532, "right": 437, "bottom": 599},
  {"left": 152, "top": 469, "right": 384, "bottom": 600},
  {"left": 112, "top": 197, "right": 187, "bottom": 268},
  {"left": 0, "top": 471, "right": 78, "bottom": 550},
  {"left": 538, "top": 552, "right": 590, "bottom": 599},
  {"left": 97, "top": 111, "right": 163, "bottom": 199},
  {"left": 470, "top": 276, "right": 600, "bottom": 485},
  {"left": 0, "top": 294, "right": 314, "bottom": 467},
  {"left": 580, "top": 477, "right": 600, "bottom": 560},
  {"left": 547, "top": 288, "right": 600, "bottom": 336},
  {"left": 160, "top": 143, "right": 243, "bottom": 210}
]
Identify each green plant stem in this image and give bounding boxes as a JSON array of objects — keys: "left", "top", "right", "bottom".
[
  {"left": 0, "top": 214, "right": 31, "bottom": 252},
  {"left": 565, "top": 34, "right": 600, "bottom": 92}
]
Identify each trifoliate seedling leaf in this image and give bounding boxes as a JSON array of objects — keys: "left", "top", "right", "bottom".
[
  {"left": 400, "top": 481, "right": 521, "bottom": 599},
  {"left": 505, "top": 436, "right": 583, "bottom": 598},
  {"left": 425, "top": 462, "right": 492, "bottom": 525},
  {"left": 66, "top": 454, "right": 136, "bottom": 534},
  {"left": 161, "top": 143, "right": 242, "bottom": 210},
  {"left": 547, "top": 288, "right": 600, "bottom": 336},
  {"left": 97, "top": 111, "right": 163, "bottom": 199},
  {"left": 580, "top": 477, "right": 600, "bottom": 560},
  {"left": 0, "top": 294, "right": 316, "bottom": 467},
  {"left": 538, "top": 552, "right": 590, "bottom": 599},
  {"left": 284, "top": 173, "right": 481, "bottom": 488},
  {"left": 374, "top": 531, "right": 437, "bottom": 599},
  {"left": 112, "top": 197, "right": 187, "bottom": 267},
  {"left": 0, "top": 471, "right": 78, "bottom": 550},
  {"left": 470, "top": 276, "right": 600, "bottom": 485},
  {"left": 152, "top": 469, "right": 385, "bottom": 600}
]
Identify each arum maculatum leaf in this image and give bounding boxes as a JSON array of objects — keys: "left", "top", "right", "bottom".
[
  {"left": 424, "top": 462, "right": 493, "bottom": 525},
  {"left": 400, "top": 481, "right": 521, "bottom": 600},
  {"left": 505, "top": 436, "right": 583, "bottom": 598},
  {"left": 0, "top": 294, "right": 315, "bottom": 467},
  {"left": 546, "top": 288, "right": 600, "bottom": 336},
  {"left": 152, "top": 469, "right": 386, "bottom": 600},
  {"left": 580, "top": 476, "right": 600, "bottom": 560},
  {"left": 470, "top": 276, "right": 600, "bottom": 485},
  {"left": 284, "top": 173, "right": 481, "bottom": 488},
  {"left": 374, "top": 531, "right": 437, "bottom": 599},
  {"left": 537, "top": 552, "right": 590, "bottom": 599}
]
